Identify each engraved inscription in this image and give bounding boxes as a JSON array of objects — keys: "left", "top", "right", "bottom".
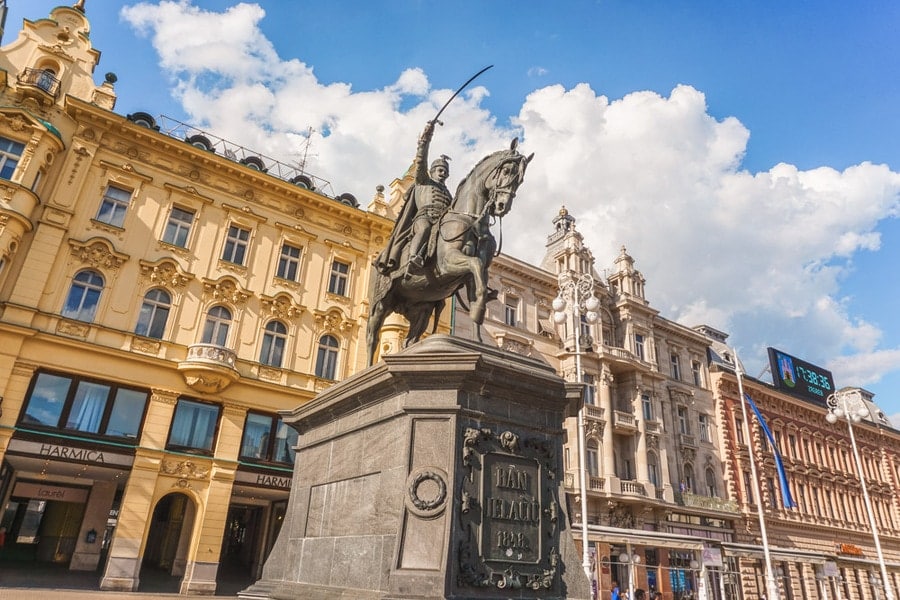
[{"left": 482, "top": 454, "right": 541, "bottom": 563}]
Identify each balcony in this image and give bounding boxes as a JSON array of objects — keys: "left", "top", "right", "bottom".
[
  {"left": 644, "top": 419, "right": 662, "bottom": 434},
  {"left": 589, "top": 476, "right": 605, "bottom": 492},
  {"left": 621, "top": 480, "right": 647, "bottom": 497},
  {"left": 178, "top": 343, "right": 240, "bottom": 393},
  {"left": 678, "top": 433, "right": 697, "bottom": 448},
  {"left": 584, "top": 405, "right": 606, "bottom": 421},
  {"left": 612, "top": 410, "right": 638, "bottom": 434}
]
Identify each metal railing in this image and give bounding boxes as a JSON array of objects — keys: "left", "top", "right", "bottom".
[{"left": 18, "top": 67, "right": 60, "bottom": 97}]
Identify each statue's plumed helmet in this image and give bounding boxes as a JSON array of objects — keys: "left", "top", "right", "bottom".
[{"left": 430, "top": 155, "right": 450, "bottom": 171}]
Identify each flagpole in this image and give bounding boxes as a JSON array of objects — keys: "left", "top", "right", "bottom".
[{"left": 734, "top": 350, "right": 780, "bottom": 600}]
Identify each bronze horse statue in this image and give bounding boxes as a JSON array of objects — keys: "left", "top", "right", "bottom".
[{"left": 367, "top": 138, "right": 533, "bottom": 365}]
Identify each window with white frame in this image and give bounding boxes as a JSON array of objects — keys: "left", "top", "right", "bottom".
[
  {"left": 260, "top": 320, "right": 288, "bottom": 367},
  {"left": 222, "top": 225, "right": 251, "bottom": 265},
  {"left": 276, "top": 243, "right": 302, "bottom": 282},
  {"left": 135, "top": 288, "right": 171, "bottom": 339},
  {"left": 315, "top": 335, "right": 339, "bottom": 379},
  {"left": 504, "top": 295, "right": 518, "bottom": 327},
  {"left": 691, "top": 359, "right": 703, "bottom": 386},
  {"left": 327, "top": 260, "right": 350, "bottom": 296},
  {"left": 677, "top": 406, "right": 689, "bottom": 435},
  {"left": 670, "top": 353, "right": 681, "bottom": 380},
  {"left": 634, "top": 333, "right": 645, "bottom": 360},
  {"left": 62, "top": 270, "right": 104, "bottom": 322},
  {"left": 0, "top": 137, "right": 25, "bottom": 180},
  {"left": 586, "top": 440, "right": 599, "bottom": 477},
  {"left": 642, "top": 393, "right": 653, "bottom": 421},
  {"left": 583, "top": 373, "right": 596, "bottom": 405},
  {"left": 201, "top": 306, "right": 232, "bottom": 346},
  {"left": 699, "top": 414, "right": 711, "bottom": 442},
  {"left": 95, "top": 185, "right": 132, "bottom": 228},
  {"left": 162, "top": 206, "right": 194, "bottom": 247}
]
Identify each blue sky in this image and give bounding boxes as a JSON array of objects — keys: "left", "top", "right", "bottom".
[{"left": 8, "top": 1, "right": 900, "bottom": 423}]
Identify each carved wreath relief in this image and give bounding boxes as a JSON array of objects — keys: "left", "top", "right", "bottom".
[{"left": 457, "top": 425, "right": 560, "bottom": 592}]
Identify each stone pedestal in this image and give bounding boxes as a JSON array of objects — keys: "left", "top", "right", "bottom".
[{"left": 241, "top": 335, "right": 591, "bottom": 599}]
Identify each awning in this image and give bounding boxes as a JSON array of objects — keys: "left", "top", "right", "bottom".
[
  {"left": 579, "top": 525, "right": 707, "bottom": 550},
  {"left": 720, "top": 542, "right": 826, "bottom": 564}
]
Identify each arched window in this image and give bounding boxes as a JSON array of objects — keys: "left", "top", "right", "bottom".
[
  {"left": 682, "top": 463, "right": 695, "bottom": 494},
  {"left": 705, "top": 467, "right": 718, "bottom": 497},
  {"left": 135, "top": 288, "right": 171, "bottom": 339},
  {"left": 586, "top": 439, "right": 600, "bottom": 477},
  {"left": 647, "top": 453, "right": 660, "bottom": 487},
  {"left": 201, "top": 306, "right": 232, "bottom": 346},
  {"left": 315, "top": 335, "right": 339, "bottom": 380},
  {"left": 62, "top": 270, "right": 104, "bottom": 322},
  {"left": 260, "top": 320, "right": 288, "bottom": 367}
]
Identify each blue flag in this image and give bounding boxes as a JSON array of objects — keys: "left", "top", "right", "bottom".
[{"left": 745, "top": 394, "right": 797, "bottom": 509}]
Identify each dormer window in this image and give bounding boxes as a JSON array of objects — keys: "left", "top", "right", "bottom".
[{"left": 127, "top": 112, "right": 160, "bottom": 131}]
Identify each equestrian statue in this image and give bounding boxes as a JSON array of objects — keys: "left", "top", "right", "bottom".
[{"left": 367, "top": 108, "right": 533, "bottom": 365}]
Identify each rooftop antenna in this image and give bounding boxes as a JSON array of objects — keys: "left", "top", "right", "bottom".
[{"left": 294, "top": 126, "right": 317, "bottom": 174}]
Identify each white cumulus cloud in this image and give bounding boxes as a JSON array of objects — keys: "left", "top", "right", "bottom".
[{"left": 121, "top": 1, "right": 900, "bottom": 395}]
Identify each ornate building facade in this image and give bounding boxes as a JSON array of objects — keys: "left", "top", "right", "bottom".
[
  {"left": 453, "top": 208, "right": 900, "bottom": 600},
  {"left": 454, "top": 208, "right": 737, "bottom": 600},
  {"left": 0, "top": 4, "right": 403, "bottom": 593}
]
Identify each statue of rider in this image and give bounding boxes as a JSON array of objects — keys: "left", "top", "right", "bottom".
[{"left": 376, "top": 120, "right": 452, "bottom": 276}]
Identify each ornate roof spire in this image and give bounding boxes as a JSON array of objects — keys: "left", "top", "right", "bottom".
[{"left": 74, "top": 0, "right": 86, "bottom": 13}]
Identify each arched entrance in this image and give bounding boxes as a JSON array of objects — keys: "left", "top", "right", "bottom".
[{"left": 139, "top": 492, "right": 196, "bottom": 593}]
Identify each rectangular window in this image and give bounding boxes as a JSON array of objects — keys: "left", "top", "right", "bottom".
[
  {"left": 162, "top": 206, "right": 195, "bottom": 247},
  {"left": 743, "top": 471, "right": 754, "bottom": 504},
  {"left": 634, "top": 334, "right": 645, "bottom": 360},
  {"left": 699, "top": 414, "right": 711, "bottom": 442},
  {"left": 0, "top": 137, "right": 25, "bottom": 180},
  {"left": 642, "top": 394, "right": 653, "bottom": 421},
  {"left": 583, "top": 373, "right": 596, "bottom": 406},
  {"left": 504, "top": 296, "right": 518, "bottom": 327},
  {"left": 239, "top": 412, "right": 298, "bottom": 465},
  {"left": 691, "top": 360, "right": 702, "bottom": 386},
  {"left": 21, "top": 371, "right": 147, "bottom": 439},
  {"left": 95, "top": 185, "right": 132, "bottom": 228},
  {"left": 670, "top": 353, "right": 681, "bottom": 380},
  {"left": 678, "top": 406, "right": 689, "bottom": 435},
  {"left": 328, "top": 260, "right": 350, "bottom": 296},
  {"left": 222, "top": 225, "right": 251, "bottom": 265},
  {"left": 735, "top": 418, "right": 744, "bottom": 444},
  {"left": 168, "top": 398, "right": 220, "bottom": 452},
  {"left": 276, "top": 243, "right": 302, "bottom": 281}
]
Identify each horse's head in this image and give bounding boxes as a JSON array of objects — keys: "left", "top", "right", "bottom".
[{"left": 485, "top": 138, "right": 533, "bottom": 217}]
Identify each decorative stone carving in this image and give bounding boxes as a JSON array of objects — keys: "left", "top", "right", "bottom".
[
  {"left": 130, "top": 337, "right": 160, "bottom": 354},
  {"left": 314, "top": 310, "right": 352, "bottom": 333},
  {"left": 405, "top": 468, "right": 448, "bottom": 518},
  {"left": 608, "top": 505, "right": 635, "bottom": 528},
  {"left": 140, "top": 259, "right": 193, "bottom": 289},
  {"left": 68, "top": 237, "right": 128, "bottom": 270},
  {"left": 456, "top": 425, "right": 561, "bottom": 591},
  {"left": 161, "top": 459, "right": 210, "bottom": 479},
  {"left": 260, "top": 293, "right": 303, "bottom": 320},
  {"left": 585, "top": 420, "right": 604, "bottom": 440},
  {"left": 201, "top": 277, "right": 251, "bottom": 306},
  {"left": 56, "top": 320, "right": 89, "bottom": 338}
]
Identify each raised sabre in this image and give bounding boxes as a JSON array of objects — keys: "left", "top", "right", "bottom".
[{"left": 431, "top": 65, "right": 494, "bottom": 126}]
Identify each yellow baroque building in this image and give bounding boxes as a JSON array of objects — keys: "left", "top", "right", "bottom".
[{"left": 0, "top": 3, "right": 410, "bottom": 594}]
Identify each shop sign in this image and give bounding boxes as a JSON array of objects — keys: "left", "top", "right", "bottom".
[
  {"left": 13, "top": 481, "right": 89, "bottom": 503},
  {"left": 838, "top": 543, "right": 864, "bottom": 556},
  {"left": 701, "top": 547, "right": 723, "bottom": 567},
  {"left": 7, "top": 439, "right": 134, "bottom": 467},
  {"left": 234, "top": 469, "right": 292, "bottom": 490}
]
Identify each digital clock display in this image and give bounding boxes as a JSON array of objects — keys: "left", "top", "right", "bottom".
[{"left": 767, "top": 347, "right": 835, "bottom": 404}]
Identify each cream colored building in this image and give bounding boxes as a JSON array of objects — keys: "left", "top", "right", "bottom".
[{"left": 0, "top": 3, "right": 403, "bottom": 594}]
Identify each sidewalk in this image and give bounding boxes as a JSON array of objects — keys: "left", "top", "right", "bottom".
[{"left": 0, "top": 560, "right": 244, "bottom": 598}]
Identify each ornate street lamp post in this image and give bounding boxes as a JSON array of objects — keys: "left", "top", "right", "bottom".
[
  {"left": 824, "top": 387, "right": 895, "bottom": 600},
  {"left": 553, "top": 272, "right": 600, "bottom": 588}
]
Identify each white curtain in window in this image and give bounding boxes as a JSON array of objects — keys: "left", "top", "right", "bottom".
[{"left": 66, "top": 382, "right": 109, "bottom": 432}]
